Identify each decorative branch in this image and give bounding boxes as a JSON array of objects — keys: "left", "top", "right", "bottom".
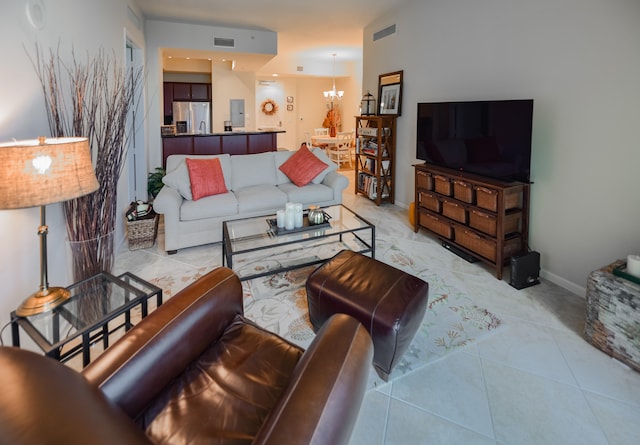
[{"left": 30, "top": 44, "right": 142, "bottom": 281}]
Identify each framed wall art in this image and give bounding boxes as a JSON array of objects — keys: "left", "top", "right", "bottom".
[{"left": 378, "top": 70, "right": 403, "bottom": 116}]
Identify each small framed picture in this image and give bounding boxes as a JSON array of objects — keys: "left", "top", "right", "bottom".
[
  {"left": 287, "top": 104, "right": 294, "bottom": 111},
  {"left": 378, "top": 70, "right": 403, "bottom": 116},
  {"left": 286, "top": 96, "right": 294, "bottom": 103},
  {"left": 379, "top": 84, "right": 401, "bottom": 115}
]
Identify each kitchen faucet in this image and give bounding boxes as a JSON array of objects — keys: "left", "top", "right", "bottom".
[{"left": 199, "top": 120, "right": 206, "bottom": 132}]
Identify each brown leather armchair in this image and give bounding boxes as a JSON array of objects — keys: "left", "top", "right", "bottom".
[{"left": 0, "top": 267, "right": 373, "bottom": 445}]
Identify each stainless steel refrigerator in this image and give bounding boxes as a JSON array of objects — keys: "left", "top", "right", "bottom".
[{"left": 173, "top": 102, "right": 211, "bottom": 134}]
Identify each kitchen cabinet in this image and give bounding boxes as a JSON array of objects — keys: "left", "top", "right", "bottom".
[
  {"left": 168, "top": 82, "right": 211, "bottom": 102},
  {"left": 163, "top": 83, "right": 173, "bottom": 118}
]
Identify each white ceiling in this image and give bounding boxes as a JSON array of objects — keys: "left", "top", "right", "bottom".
[{"left": 133, "top": 0, "right": 407, "bottom": 77}]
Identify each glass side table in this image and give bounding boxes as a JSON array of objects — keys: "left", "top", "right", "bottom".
[{"left": 10, "top": 271, "right": 162, "bottom": 368}]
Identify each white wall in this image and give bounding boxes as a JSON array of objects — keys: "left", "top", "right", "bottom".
[
  {"left": 0, "top": 0, "right": 141, "bottom": 341},
  {"left": 364, "top": 0, "right": 640, "bottom": 294},
  {"left": 144, "top": 20, "right": 277, "bottom": 170}
]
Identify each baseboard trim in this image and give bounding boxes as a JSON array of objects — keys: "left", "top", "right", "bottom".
[
  {"left": 540, "top": 269, "right": 585, "bottom": 298},
  {"left": 399, "top": 199, "right": 585, "bottom": 298}
]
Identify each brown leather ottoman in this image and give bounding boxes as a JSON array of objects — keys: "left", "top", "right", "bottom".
[{"left": 306, "top": 250, "right": 429, "bottom": 380}]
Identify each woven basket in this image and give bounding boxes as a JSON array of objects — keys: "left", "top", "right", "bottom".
[
  {"left": 453, "top": 180, "right": 475, "bottom": 203},
  {"left": 433, "top": 174, "right": 452, "bottom": 196},
  {"left": 475, "top": 186, "right": 521, "bottom": 211},
  {"left": 416, "top": 170, "right": 433, "bottom": 190},
  {"left": 419, "top": 211, "right": 452, "bottom": 239},
  {"left": 454, "top": 227, "right": 520, "bottom": 262},
  {"left": 127, "top": 212, "right": 159, "bottom": 250},
  {"left": 419, "top": 191, "right": 441, "bottom": 213},
  {"left": 469, "top": 210, "right": 521, "bottom": 237},
  {"left": 442, "top": 200, "right": 468, "bottom": 224}
]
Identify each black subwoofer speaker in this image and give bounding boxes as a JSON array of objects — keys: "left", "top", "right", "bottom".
[{"left": 509, "top": 251, "right": 540, "bottom": 289}]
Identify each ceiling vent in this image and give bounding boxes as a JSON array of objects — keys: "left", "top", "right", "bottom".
[
  {"left": 213, "top": 36, "right": 235, "bottom": 48},
  {"left": 373, "top": 24, "right": 396, "bottom": 41}
]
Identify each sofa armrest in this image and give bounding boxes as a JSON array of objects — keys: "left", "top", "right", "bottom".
[
  {"left": 152, "top": 183, "right": 182, "bottom": 214},
  {"left": 0, "top": 347, "right": 153, "bottom": 445},
  {"left": 152, "top": 185, "right": 183, "bottom": 251},
  {"left": 253, "top": 314, "right": 373, "bottom": 445},
  {"left": 82, "top": 267, "right": 243, "bottom": 420},
  {"left": 322, "top": 170, "right": 349, "bottom": 200}
]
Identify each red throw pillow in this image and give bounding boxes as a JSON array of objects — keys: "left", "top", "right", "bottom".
[
  {"left": 279, "top": 145, "right": 329, "bottom": 186},
  {"left": 186, "top": 158, "right": 228, "bottom": 200}
]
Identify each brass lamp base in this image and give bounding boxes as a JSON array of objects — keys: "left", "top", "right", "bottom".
[{"left": 16, "top": 287, "right": 71, "bottom": 317}]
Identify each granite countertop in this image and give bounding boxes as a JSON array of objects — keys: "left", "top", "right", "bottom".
[{"left": 163, "top": 129, "right": 285, "bottom": 138}]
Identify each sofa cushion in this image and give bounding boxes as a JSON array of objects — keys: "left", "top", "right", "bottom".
[
  {"left": 310, "top": 148, "right": 338, "bottom": 184},
  {"left": 273, "top": 150, "right": 294, "bottom": 185},
  {"left": 163, "top": 155, "right": 233, "bottom": 200},
  {"left": 279, "top": 145, "right": 329, "bottom": 187},
  {"left": 180, "top": 192, "right": 238, "bottom": 221},
  {"left": 235, "top": 185, "right": 287, "bottom": 213},
  {"left": 186, "top": 158, "right": 228, "bottom": 200},
  {"left": 162, "top": 161, "right": 193, "bottom": 200},
  {"left": 278, "top": 183, "right": 334, "bottom": 204},
  {"left": 142, "top": 316, "right": 304, "bottom": 445},
  {"left": 231, "top": 152, "right": 277, "bottom": 190}
]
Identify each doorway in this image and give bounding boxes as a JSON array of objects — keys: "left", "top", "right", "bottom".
[{"left": 126, "top": 39, "right": 146, "bottom": 202}]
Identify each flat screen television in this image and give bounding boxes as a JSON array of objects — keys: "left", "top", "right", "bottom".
[{"left": 416, "top": 99, "right": 533, "bottom": 183}]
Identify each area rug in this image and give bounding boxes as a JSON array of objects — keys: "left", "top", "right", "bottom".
[{"left": 148, "top": 239, "right": 503, "bottom": 387}]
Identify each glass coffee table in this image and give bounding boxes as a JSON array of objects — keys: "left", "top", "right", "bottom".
[
  {"left": 10, "top": 272, "right": 162, "bottom": 368},
  {"left": 222, "top": 205, "right": 375, "bottom": 281}
]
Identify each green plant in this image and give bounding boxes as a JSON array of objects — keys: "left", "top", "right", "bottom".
[{"left": 148, "top": 167, "right": 166, "bottom": 199}]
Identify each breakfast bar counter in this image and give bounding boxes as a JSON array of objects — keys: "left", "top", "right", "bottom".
[{"left": 162, "top": 130, "right": 285, "bottom": 167}]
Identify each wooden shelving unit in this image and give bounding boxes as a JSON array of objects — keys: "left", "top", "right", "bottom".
[
  {"left": 354, "top": 115, "right": 396, "bottom": 205},
  {"left": 414, "top": 163, "right": 530, "bottom": 279}
]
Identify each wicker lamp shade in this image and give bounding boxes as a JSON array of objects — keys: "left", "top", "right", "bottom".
[
  {"left": 0, "top": 137, "right": 98, "bottom": 317},
  {"left": 0, "top": 137, "right": 98, "bottom": 209}
]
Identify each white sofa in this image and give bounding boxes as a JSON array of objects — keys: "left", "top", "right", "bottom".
[{"left": 153, "top": 150, "right": 348, "bottom": 253}]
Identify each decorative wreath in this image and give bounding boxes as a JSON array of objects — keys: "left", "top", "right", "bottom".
[{"left": 260, "top": 98, "right": 279, "bottom": 116}]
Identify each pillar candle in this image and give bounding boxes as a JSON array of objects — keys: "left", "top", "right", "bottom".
[
  {"left": 627, "top": 254, "right": 640, "bottom": 278},
  {"left": 276, "top": 210, "right": 285, "bottom": 228},
  {"left": 285, "top": 211, "right": 295, "bottom": 230},
  {"left": 294, "top": 203, "right": 303, "bottom": 228}
]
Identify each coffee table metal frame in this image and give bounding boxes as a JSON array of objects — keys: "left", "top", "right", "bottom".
[
  {"left": 222, "top": 205, "right": 375, "bottom": 281},
  {"left": 10, "top": 271, "right": 162, "bottom": 368}
]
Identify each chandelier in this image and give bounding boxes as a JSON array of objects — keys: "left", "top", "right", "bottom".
[{"left": 323, "top": 54, "right": 344, "bottom": 105}]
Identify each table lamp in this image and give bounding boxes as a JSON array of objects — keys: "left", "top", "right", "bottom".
[{"left": 0, "top": 137, "right": 99, "bottom": 316}]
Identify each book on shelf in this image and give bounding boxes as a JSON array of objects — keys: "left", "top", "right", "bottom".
[
  {"left": 357, "top": 126, "right": 392, "bottom": 137},
  {"left": 357, "top": 173, "right": 390, "bottom": 200}
]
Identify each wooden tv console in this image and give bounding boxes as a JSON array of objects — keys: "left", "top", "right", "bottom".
[{"left": 414, "top": 164, "right": 530, "bottom": 279}]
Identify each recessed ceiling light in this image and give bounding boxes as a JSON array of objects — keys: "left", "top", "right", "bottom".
[{"left": 272, "top": 74, "right": 279, "bottom": 77}]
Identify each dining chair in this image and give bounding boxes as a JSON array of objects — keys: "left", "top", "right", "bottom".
[
  {"left": 304, "top": 131, "right": 314, "bottom": 150},
  {"left": 328, "top": 131, "right": 354, "bottom": 168},
  {"left": 308, "top": 130, "right": 328, "bottom": 151},
  {"left": 314, "top": 128, "right": 329, "bottom": 136}
]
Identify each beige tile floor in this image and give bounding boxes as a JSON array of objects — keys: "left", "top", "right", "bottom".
[{"left": 114, "top": 171, "right": 640, "bottom": 445}]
